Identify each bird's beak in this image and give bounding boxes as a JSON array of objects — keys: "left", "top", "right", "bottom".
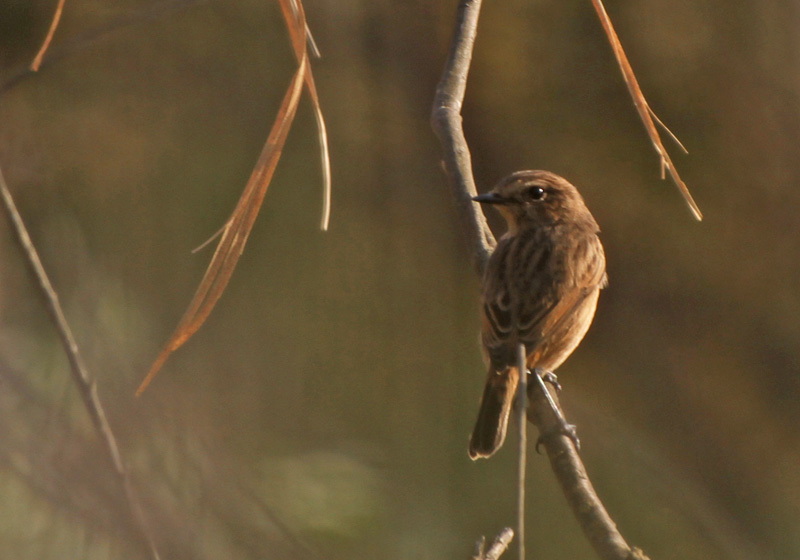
[{"left": 472, "top": 192, "right": 509, "bottom": 205}]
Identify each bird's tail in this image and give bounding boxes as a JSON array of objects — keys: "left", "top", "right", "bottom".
[{"left": 468, "top": 367, "right": 519, "bottom": 460}]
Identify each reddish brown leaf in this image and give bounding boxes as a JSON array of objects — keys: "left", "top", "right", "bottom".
[
  {"left": 136, "top": 57, "right": 308, "bottom": 396},
  {"left": 137, "top": 1, "right": 330, "bottom": 394}
]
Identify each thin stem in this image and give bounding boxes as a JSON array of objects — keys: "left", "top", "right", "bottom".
[
  {"left": 516, "top": 344, "right": 527, "bottom": 560},
  {"left": 30, "top": 0, "right": 67, "bottom": 71},
  {"left": 2, "top": 0, "right": 205, "bottom": 95}
]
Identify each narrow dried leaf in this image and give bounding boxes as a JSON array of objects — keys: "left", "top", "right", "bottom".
[
  {"left": 136, "top": 56, "right": 308, "bottom": 396},
  {"left": 647, "top": 106, "right": 689, "bottom": 154},
  {"left": 137, "top": 0, "right": 330, "bottom": 393},
  {"left": 31, "top": 0, "right": 67, "bottom": 71},
  {"left": 306, "top": 71, "right": 331, "bottom": 230},
  {"left": 590, "top": 0, "right": 702, "bottom": 221},
  {"left": 279, "top": 0, "right": 331, "bottom": 230}
]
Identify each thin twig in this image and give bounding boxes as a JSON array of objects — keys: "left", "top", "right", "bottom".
[
  {"left": 432, "top": 2, "right": 651, "bottom": 560},
  {"left": 472, "top": 535, "right": 487, "bottom": 560},
  {"left": 516, "top": 344, "right": 527, "bottom": 560},
  {"left": 0, "top": 166, "right": 161, "bottom": 560},
  {"left": 485, "top": 528, "right": 515, "bottom": 560},
  {"left": 472, "top": 528, "right": 515, "bottom": 560}
]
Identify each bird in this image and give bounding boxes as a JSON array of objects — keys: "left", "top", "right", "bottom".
[{"left": 468, "top": 170, "right": 607, "bottom": 460}]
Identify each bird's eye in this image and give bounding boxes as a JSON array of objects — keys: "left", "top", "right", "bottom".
[{"left": 526, "top": 186, "right": 546, "bottom": 201}]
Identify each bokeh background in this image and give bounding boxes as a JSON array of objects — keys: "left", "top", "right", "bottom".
[{"left": 1, "top": 1, "right": 798, "bottom": 558}]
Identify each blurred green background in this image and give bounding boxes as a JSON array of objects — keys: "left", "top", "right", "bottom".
[{"left": 1, "top": 1, "right": 798, "bottom": 558}]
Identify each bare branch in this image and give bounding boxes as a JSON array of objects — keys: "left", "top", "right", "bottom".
[
  {"left": 485, "top": 528, "right": 515, "bottom": 560},
  {"left": 431, "top": 0, "right": 495, "bottom": 277},
  {"left": 0, "top": 166, "right": 161, "bottom": 560}
]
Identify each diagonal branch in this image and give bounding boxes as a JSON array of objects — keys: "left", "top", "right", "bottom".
[
  {"left": 472, "top": 528, "right": 515, "bottom": 560},
  {"left": 431, "top": 2, "right": 651, "bottom": 560},
  {"left": 527, "top": 385, "right": 649, "bottom": 560},
  {"left": 0, "top": 166, "right": 161, "bottom": 560}
]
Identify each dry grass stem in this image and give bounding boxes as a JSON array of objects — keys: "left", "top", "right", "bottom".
[
  {"left": 30, "top": 0, "right": 67, "bottom": 71},
  {"left": 590, "top": 0, "right": 702, "bottom": 220},
  {"left": 138, "top": 0, "right": 330, "bottom": 393}
]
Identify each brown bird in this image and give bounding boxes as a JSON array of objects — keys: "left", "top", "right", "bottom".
[{"left": 469, "top": 170, "right": 607, "bottom": 460}]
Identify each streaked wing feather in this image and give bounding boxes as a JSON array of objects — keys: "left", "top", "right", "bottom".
[
  {"left": 481, "top": 228, "right": 605, "bottom": 370},
  {"left": 519, "top": 234, "right": 606, "bottom": 348}
]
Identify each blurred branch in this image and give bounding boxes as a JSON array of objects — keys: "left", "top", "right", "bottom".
[
  {"left": 590, "top": 0, "right": 702, "bottom": 221},
  {"left": 430, "top": 0, "right": 495, "bottom": 276},
  {"left": 30, "top": 0, "right": 67, "bottom": 71},
  {"left": 472, "top": 528, "right": 514, "bottom": 560},
  {"left": 432, "top": 2, "right": 651, "bottom": 560},
  {"left": 0, "top": 166, "right": 161, "bottom": 560}
]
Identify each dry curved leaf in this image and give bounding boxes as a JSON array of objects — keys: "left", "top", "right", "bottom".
[{"left": 138, "top": 0, "right": 331, "bottom": 394}]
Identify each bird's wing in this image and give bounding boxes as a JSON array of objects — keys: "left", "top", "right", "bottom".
[{"left": 481, "top": 230, "right": 606, "bottom": 370}]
